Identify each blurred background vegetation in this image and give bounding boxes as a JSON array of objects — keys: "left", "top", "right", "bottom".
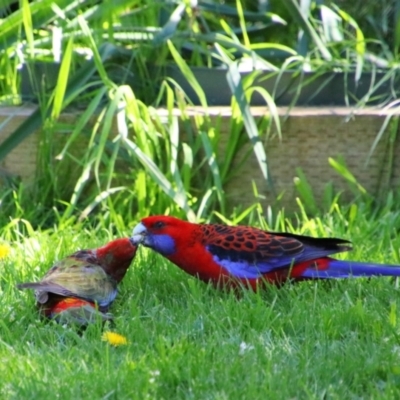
[{"left": 0, "top": 0, "right": 399, "bottom": 233}]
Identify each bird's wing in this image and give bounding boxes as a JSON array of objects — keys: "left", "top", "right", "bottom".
[
  {"left": 17, "top": 281, "right": 84, "bottom": 302},
  {"left": 18, "top": 261, "right": 117, "bottom": 307},
  {"left": 201, "top": 224, "right": 351, "bottom": 279}
]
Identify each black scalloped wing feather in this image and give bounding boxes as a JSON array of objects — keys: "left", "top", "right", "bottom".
[{"left": 201, "top": 224, "right": 352, "bottom": 270}]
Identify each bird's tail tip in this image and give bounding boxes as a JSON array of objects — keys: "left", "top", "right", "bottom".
[
  {"left": 16, "top": 282, "right": 37, "bottom": 290},
  {"left": 302, "top": 259, "right": 400, "bottom": 279}
]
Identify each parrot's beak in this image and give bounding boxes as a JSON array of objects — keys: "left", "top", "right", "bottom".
[{"left": 131, "top": 222, "right": 147, "bottom": 245}]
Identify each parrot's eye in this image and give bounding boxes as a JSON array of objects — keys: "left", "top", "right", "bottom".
[{"left": 154, "top": 221, "right": 165, "bottom": 229}]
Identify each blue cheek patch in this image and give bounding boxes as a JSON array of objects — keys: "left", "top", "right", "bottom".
[{"left": 152, "top": 234, "right": 176, "bottom": 256}]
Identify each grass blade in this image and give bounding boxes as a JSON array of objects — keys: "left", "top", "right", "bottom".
[
  {"left": 281, "top": 0, "right": 332, "bottom": 61},
  {"left": 329, "top": 156, "right": 367, "bottom": 196},
  {"left": 335, "top": 7, "right": 365, "bottom": 82},
  {"left": 153, "top": 3, "right": 186, "bottom": 45},
  {"left": 122, "top": 136, "right": 195, "bottom": 221},
  {"left": 294, "top": 168, "right": 318, "bottom": 215},
  {"left": 20, "top": 0, "right": 34, "bottom": 58},
  {"left": 51, "top": 37, "right": 73, "bottom": 120},
  {"left": 167, "top": 40, "right": 208, "bottom": 106},
  {"left": 199, "top": 130, "right": 225, "bottom": 215},
  {"left": 0, "top": 43, "right": 117, "bottom": 162},
  {"left": 219, "top": 49, "right": 274, "bottom": 191}
]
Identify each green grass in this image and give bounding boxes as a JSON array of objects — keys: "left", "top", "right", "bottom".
[{"left": 2, "top": 203, "right": 400, "bottom": 399}]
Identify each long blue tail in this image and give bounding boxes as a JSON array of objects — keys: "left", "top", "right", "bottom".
[{"left": 302, "top": 259, "right": 400, "bottom": 279}]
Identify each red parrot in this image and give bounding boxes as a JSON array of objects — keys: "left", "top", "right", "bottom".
[
  {"left": 17, "top": 238, "right": 137, "bottom": 324},
  {"left": 131, "top": 215, "right": 400, "bottom": 290}
]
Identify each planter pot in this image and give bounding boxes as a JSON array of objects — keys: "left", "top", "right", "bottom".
[
  {"left": 20, "top": 62, "right": 398, "bottom": 107},
  {"left": 161, "top": 65, "right": 400, "bottom": 106},
  {"left": 20, "top": 62, "right": 60, "bottom": 101},
  {"left": 2, "top": 105, "right": 400, "bottom": 214}
]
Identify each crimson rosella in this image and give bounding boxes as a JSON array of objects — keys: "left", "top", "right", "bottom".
[
  {"left": 17, "top": 238, "right": 137, "bottom": 324},
  {"left": 131, "top": 215, "right": 400, "bottom": 290}
]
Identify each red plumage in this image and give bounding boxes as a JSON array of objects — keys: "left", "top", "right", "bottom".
[{"left": 131, "top": 215, "right": 400, "bottom": 290}]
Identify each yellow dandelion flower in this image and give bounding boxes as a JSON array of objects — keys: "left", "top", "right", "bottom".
[
  {"left": 102, "top": 331, "right": 128, "bottom": 346},
  {"left": 0, "top": 244, "right": 10, "bottom": 260}
]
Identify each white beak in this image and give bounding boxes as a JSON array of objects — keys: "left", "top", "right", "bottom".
[{"left": 131, "top": 222, "right": 147, "bottom": 244}]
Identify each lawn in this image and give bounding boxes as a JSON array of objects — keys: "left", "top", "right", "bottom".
[{"left": 1, "top": 203, "right": 400, "bottom": 399}]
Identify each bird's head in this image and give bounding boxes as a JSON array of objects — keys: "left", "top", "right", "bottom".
[
  {"left": 96, "top": 238, "right": 137, "bottom": 282},
  {"left": 131, "top": 215, "right": 194, "bottom": 256}
]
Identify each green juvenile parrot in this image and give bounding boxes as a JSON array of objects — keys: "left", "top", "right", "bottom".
[{"left": 17, "top": 237, "right": 137, "bottom": 325}]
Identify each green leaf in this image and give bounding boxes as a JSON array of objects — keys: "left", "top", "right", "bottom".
[
  {"left": 153, "top": 3, "right": 186, "bottom": 45},
  {"left": 0, "top": 0, "right": 84, "bottom": 52},
  {"left": 220, "top": 50, "right": 274, "bottom": 191},
  {"left": 122, "top": 137, "right": 195, "bottom": 221},
  {"left": 320, "top": 5, "right": 343, "bottom": 43},
  {"left": 197, "top": 1, "right": 286, "bottom": 25},
  {"left": 199, "top": 130, "right": 225, "bottom": 214},
  {"left": 395, "top": 3, "right": 400, "bottom": 53},
  {"left": 236, "top": 0, "right": 250, "bottom": 48},
  {"left": 336, "top": 7, "right": 365, "bottom": 82},
  {"left": 167, "top": 40, "right": 208, "bottom": 106},
  {"left": 20, "top": 0, "right": 34, "bottom": 58},
  {"left": 51, "top": 36, "right": 74, "bottom": 120},
  {"left": 294, "top": 168, "right": 318, "bottom": 215},
  {"left": 329, "top": 156, "right": 367, "bottom": 195},
  {"left": 0, "top": 43, "right": 117, "bottom": 162},
  {"left": 281, "top": 0, "right": 332, "bottom": 61}
]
